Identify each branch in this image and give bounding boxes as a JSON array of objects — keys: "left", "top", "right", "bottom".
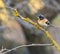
[
  {"left": 13, "top": 9, "right": 60, "bottom": 52},
  {"left": 1, "top": 6, "right": 60, "bottom": 52},
  {"left": 14, "top": 9, "right": 45, "bottom": 31}
]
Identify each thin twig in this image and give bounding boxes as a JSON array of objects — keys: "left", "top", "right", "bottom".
[{"left": 3, "top": 44, "right": 52, "bottom": 54}]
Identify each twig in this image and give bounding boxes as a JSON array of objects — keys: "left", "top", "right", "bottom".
[{"left": 3, "top": 44, "right": 52, "bottom": 54}]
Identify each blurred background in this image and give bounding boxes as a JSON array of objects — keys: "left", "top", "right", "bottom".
[{"left": 0, "top": 0, "right": 60, "bottom": 54}]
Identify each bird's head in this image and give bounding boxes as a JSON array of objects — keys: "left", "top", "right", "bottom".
[{"left": 38, "top": 14, "right": 45, "bottom": 20}]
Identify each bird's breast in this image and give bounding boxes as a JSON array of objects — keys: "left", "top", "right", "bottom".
[
  {"left": 38, "top": 19, "right": 47, "bottom": 24},
  {"left": 37, "top": 19, "right": 48, "bottom": 27}
]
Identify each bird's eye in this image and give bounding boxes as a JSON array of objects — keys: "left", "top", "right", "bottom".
[
  {"left": 39, "top": 15, "right": 44, "bottom": 20},
  {"left": 45, "top": 21, "right": 50, "bottom": 25}
]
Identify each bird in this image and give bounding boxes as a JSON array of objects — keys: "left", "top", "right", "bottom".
[
  {"left": 37, "top": 14, "right": 60, "bottom": 30},
  {"left": 37, "top": 14, "right": 50, "bottom": 28}
]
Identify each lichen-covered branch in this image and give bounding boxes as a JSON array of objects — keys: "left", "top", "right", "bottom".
[{"left": 14, "top": 9, "right": 44, "bottom": 31}]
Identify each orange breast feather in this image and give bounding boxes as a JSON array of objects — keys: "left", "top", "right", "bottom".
[{"left": 38, "top": 19, "right": 47, "bottom": 23}]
